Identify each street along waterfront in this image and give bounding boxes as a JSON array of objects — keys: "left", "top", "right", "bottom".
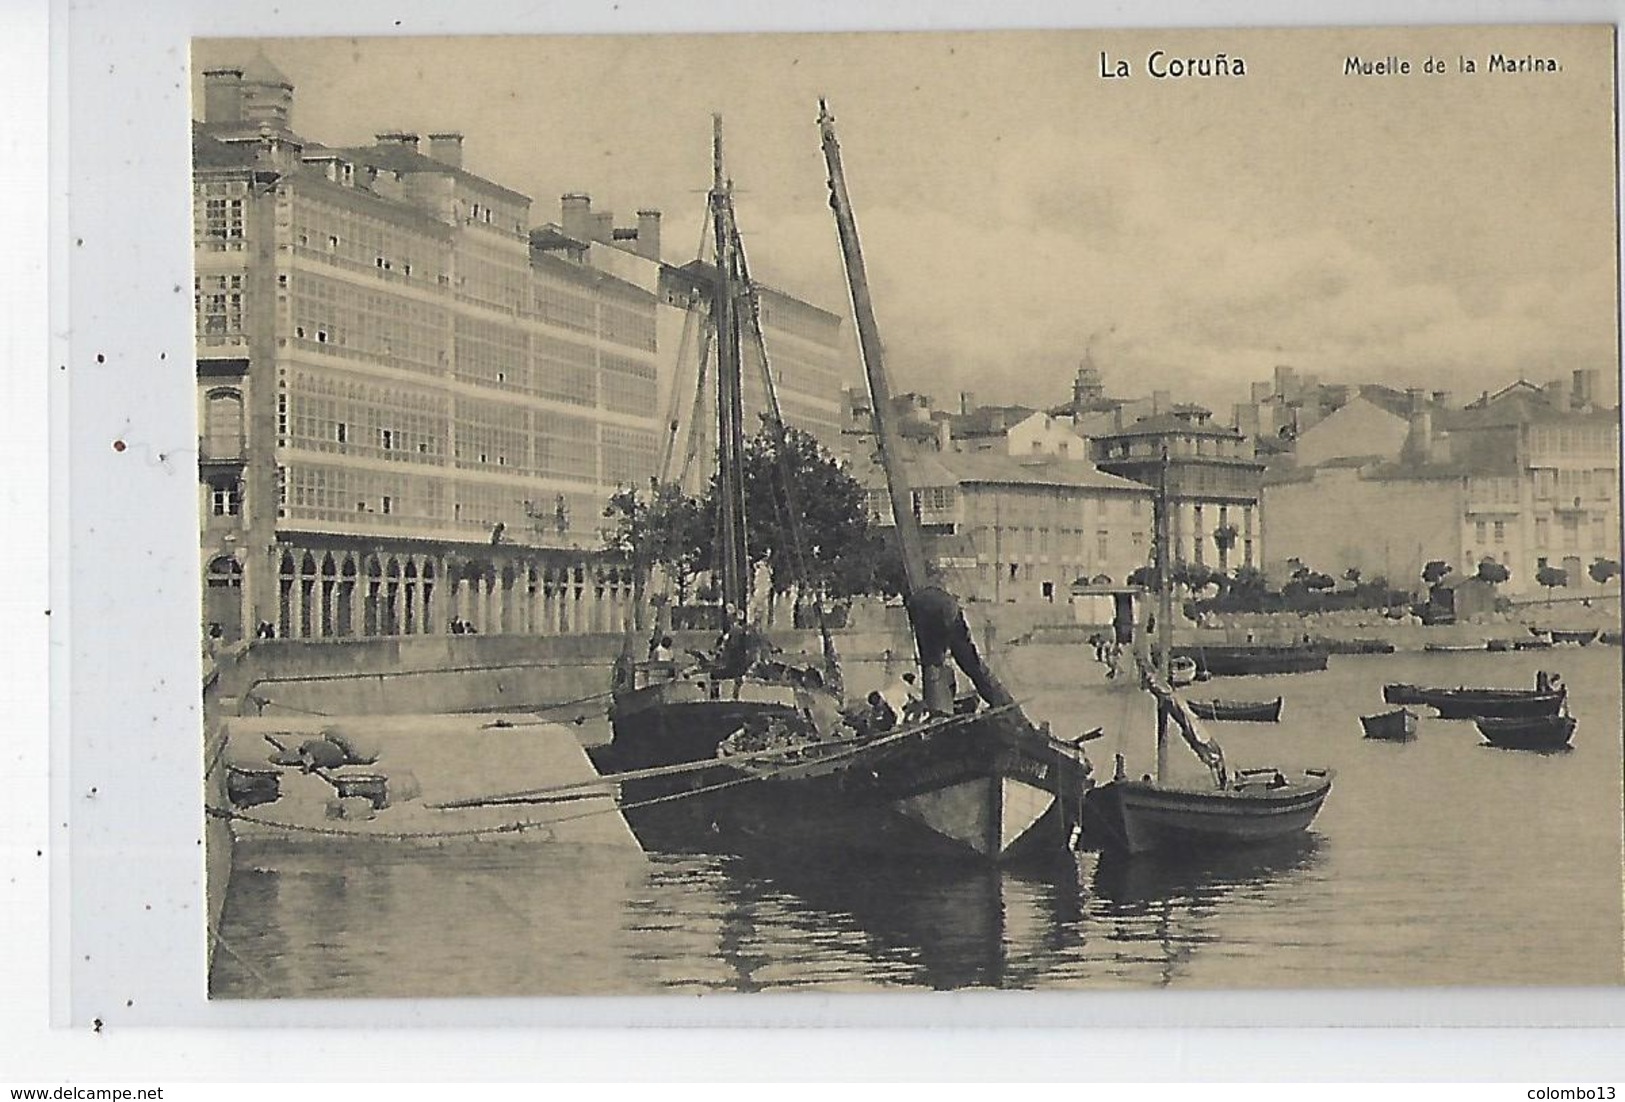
[{"left": 209, "top": 643, "right": 1622, "bottom": 995}]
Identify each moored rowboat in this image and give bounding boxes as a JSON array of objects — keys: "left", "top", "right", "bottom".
[
  {"left": 1475, "top": 714, "right": 1576, "bottom": 751},
  {"left": 1360, "top": 708, "right": 1417, "bottom": 741},
  {"left": 1186, "top": 697, "right": 1283, "bottom": 723}
]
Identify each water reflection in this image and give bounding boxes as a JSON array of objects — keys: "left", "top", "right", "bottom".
[{"left": 211, "top": 646, "right": 1621, "bottom": 996}]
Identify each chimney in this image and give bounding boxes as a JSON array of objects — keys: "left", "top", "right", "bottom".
[
  {"left": 1406, "top": 387, "right": 1425, "bottom": 414},
  {"left": 960, "top": 391, "right": 975, "bottom": 416},
  {"left": 936, "top": 419, "right": 952, "bottom": 452},
  {"left": 375, "top": 131, "right": 419, "bottom": 153},
  {"left": 1403, "top": 408, "right": 1434, "bottom": 465},
  {"left": 1545, "top": 378, "right": 1570, "bottom": 412},
  {"left": 635, "top": 209, "right": 662, "bottom": 261},
  {"left": 1274, "top": 365, "right": 1298, "bottom": 402},
  {"left": 426, "top": 132, "right": 464, "bottom": 168},
  {"left": 201, "top": 67, "right": 245, "bottom": 125},
  {"left": 1573, "top": 369, "right": 1596, "bottom": 411},
  {"left": 1250, "top": 381, "right": 1272, "bottom": 404},
  {"left": 1431, "top": 389, "right": 1453, "bottom": 409},
  {"left": 561, "top": 194, "right": 592, "bottom": 241},
  {"left": 591, "top": 210, "right": 615, "bottom": 244},
  {"left": 1152, "top": 389, "right": 1170, "bottom": 415}
]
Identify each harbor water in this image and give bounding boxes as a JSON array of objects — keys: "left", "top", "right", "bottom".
[{"left": 210, "top": 645, "right": 1623, "bottom": 996}]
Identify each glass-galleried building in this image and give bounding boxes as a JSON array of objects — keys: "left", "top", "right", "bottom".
[{"left": 193, "top": 55, "right": 849, "bottom": 642}]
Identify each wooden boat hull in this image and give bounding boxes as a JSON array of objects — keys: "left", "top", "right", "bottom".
[
  {"left": 632, "top": 713, "right": 1092, "bottom": 866},
  {"left": 1383, "top": 683, "right": 1426, "bottom": 705},
  {"left": 1475, "top": 715, "right": 1576, "bottom": 751},
  {"left": 1173, "top": 645, "right": 1328, "bottom": 677},
  {"left": 1425, "top": 642, "right": 1485, "bottom": 653},
  {"left": 1428, "top": 691, "right": 1565, "bottom": 720},
  {"left": 1361, "top": 708, "right": 1417, "bottom": 741},
  {"left": 1549, "top": 629, "right": 1599, "bottom": 646},
  {"left": 598, "top": 677, "right": 815, "bottom": 773},
  {"left": 1081, "top": 771, "right": 1332, "bottom": 857},
  {"left": 1384, "top": 683, "right": 1565, "bottom": 719},
  {"left": 1321, "top": 638, "right": 1396, "bottom": 655},
  {"left": 1600, "top": 631, "right": 1622, "bottom": 646},
  {"left": 1187, "top": 697, "right": 1283, "bottom": 723}
]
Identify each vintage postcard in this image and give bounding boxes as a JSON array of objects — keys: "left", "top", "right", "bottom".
[{"left": 189, "top": 24, "right": 1622, "bottom": 1000}]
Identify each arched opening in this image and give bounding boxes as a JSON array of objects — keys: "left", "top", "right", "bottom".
[
  {"left": 204, "top": 555, "right": 243, "bottom": 642},
  {"left": 363, "top": 556, "right": 383, "bottom": 636},
  {"left": 277, "top": 550, "right": 296, "bottom": 638},
  {"left": 336, "top": 556, "right": 358, "bottom": 637},
  {"left": 299, "top": 552, "right": 318, "bottom": 638},
  {"left": 319, "top": 554, "right": 338, "bottom": 637}
]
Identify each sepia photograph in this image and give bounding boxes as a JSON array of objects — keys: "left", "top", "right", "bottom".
[{"left": 187, "top": 24, "right": 1623, "bottom": 1000}]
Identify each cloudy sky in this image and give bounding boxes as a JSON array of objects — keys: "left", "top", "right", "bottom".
[{"left": 195, "top": 25, "right": 1619, "bottom": 414}]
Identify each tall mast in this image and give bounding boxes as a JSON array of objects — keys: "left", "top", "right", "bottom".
[
  {"left": 1156, "top": 441, "right": 1173, "bottom": 782},
  {"left": 711, "top": 114, "right": 750, "bottom": 621},
  {"left": 816, "top": 99, "right": 932, "bottom": 594}
]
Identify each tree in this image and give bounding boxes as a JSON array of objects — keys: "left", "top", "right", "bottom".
[
  {"left": 720, "top": 424, "right": 902, "bottom": 605},
  {"left": 1127, "top": 564, "right": 1160, "bottom": 590},
  {"left": 1212, "top": 523, "right": 1239, "bottom": 572},
  {"left": 1422, "top": 560, "right": 1453, "bottom": 588},
  {"left": 1588, "top": 558, "right": 1620, "bottom": 586},
  {"left": 602, "top": 479, "right": 709, "bottom": 610},
  {"left": 1535, "top": 564, "right": 1569, "bottom": 604},
  {"left": 1476, "top": 559, "right": 1511, "bottom": 585}
]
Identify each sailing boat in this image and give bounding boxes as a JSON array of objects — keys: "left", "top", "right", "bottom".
[
  {"left": 674, "top": 101, "right": 1095, "bottom": 865},
  {"left": 1081, "top": 446, "right": 1333, "bottom": 857},
  {"left": 591, "top": 117, "right": 843, "bottom": 828}
]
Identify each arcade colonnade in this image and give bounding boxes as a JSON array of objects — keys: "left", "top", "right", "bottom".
[{"left": 205, "top": 542, "right": 638, "bottom": 641}]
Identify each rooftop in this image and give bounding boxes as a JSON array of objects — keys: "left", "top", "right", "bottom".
[{"left": 1095, "top": 411, "right": 1244, "bottom": 440}]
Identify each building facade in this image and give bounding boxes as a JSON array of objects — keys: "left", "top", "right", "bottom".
[
  {"left": 852, "top": 450, "right": 1155, "bottom": 603},
  {"left": 1260, "top": 379, "right": 1621, "bottom": 597},
  {"left": 1091, "top": 409, "right": 1265, "bottom": 573},
  {"left": 195, "top": 56, "right": 849, "bottom": 641}
]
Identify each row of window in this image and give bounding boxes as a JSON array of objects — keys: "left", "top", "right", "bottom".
[
  {"left": 1531, "top": 467, "right": 1617, "bottom": 501},
  {"left": 1529, "top": 424, "right": 1618, "bottom": 457},
  {"left": 195, "top": 180, "right": 248, "bottom": 251}
]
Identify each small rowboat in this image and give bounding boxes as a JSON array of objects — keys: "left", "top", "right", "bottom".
[
  {"left": 1486, "top": 638, "right": 1514, "bottom": 652},
  {"left": 1427, "top": 689, "right": 1566, "bottom": 720},
  {"left": 1548, "top": 628, "right": 1599, "bottom": 646},
  {"left": 1601, "top": 631, "right": 1622, "bottom": 646},
  {"left": 1169, "top": 656, "right": 1199, "bottom": 687},
  {"left": 1512, "top": 637, "right": 1553, "bottom": 651},
  {"left": 1361, "top": 708, "right": 1417, "bottom": 741},
  {"left": 1475, "top": 714, "right": 1576, "bottom": 751},
  {"left": 1383, "top": 683, "right": 1426, "bottom": 705},
  {"left": 1187, "top": 697, "right": 1283, "bottom": 723},
  {"left": 1424, "top": 642, "right": 1485, "bottom": 653}
]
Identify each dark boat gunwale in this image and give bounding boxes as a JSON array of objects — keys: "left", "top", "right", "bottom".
[{"left": 1186, "top": 696, "right": 1283, "bottom": 722}]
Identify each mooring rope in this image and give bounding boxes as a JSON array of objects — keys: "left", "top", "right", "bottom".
[{"left": 204, "top": 804, "right": 559, "bottom": 842}]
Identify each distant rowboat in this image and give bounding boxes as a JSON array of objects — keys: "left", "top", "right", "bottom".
[
  {"left": 1360, "top": 708, "right": 1418, "bottom": 742},
  {"left": 1475, "top": 714, "right": 1576, "bottom": 751},
  {"left": 1424, "top": 642, "right": 1486, "bottom": 653},
  {"left": 1186, "top": 697, "right": 1283, "bottom": 723}
]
